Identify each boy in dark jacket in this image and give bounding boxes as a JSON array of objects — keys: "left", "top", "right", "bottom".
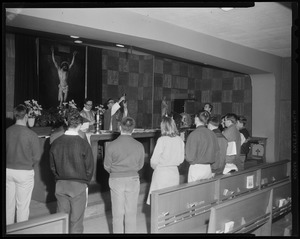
[{"left": 50, "top": 108, "right": 94, "bottom": 233}]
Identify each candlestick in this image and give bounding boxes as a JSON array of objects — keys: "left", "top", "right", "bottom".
[{"left": 95, "top": 110, "right": 101, "bottom": 134}]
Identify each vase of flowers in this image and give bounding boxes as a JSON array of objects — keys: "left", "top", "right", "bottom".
[
  {"left": 24, "top": 99, "right": 42, "bottom": 127},
  {"left": 27, "top": 117, "right": 35, "bottom": 127}
]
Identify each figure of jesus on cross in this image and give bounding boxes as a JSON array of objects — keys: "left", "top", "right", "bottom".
[{"left": 51, "top": 46, "right": 77, "bottom": 107}]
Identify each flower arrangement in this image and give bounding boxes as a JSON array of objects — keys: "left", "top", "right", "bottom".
[
  {"left": 67, "top": 100, "right": 77, "bottom": 109},
  {"left": 58, "top": 100, "right": 77, "bottom": 118},
  {"left": 58, "top": 99, "right": 78, "bottom": 116},
  {"left": 95, "top": 104, "right": 105, "bottom": 115},
  {"left": 35, "top": 100, "right": 78, "bottom": 127},
  {"left": 24, "top": 99, "right": 42, "bottom": 118},
  {"left": 35, "top": 107, "right": 64, "bottom": 127}
]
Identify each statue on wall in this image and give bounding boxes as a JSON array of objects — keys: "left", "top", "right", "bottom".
[
  {"left": 51, "top": 46, "right": 77, "bottom": 107},
  {"left": 161, "top": 96, "right": 168, "bottom": 117}
]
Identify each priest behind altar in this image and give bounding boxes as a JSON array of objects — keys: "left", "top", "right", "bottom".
[
  {"left": 103, "top": 95, "right": 126, "bottom": 131},
  {"left": 80, "top": 98, "right": 95, "bottom": 131}
]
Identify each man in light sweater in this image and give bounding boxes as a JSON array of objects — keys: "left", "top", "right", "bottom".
[
  {"left": 104, "top": 117, "right": 145, "bottom": 233},
  {"left": 6, "top": 104, "right": 41, "bottom": 225}
]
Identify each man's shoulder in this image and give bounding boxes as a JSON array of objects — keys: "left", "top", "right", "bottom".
[
  {"left": 214, "top": 130, "right": 227, "bottom": 139},
  {"left": 8, "top": 125, "right": 38, "bottom": 137}
]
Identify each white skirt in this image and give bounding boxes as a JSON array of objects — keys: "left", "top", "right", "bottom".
[{"left": 146, "top": 166, "right": 179, "bottom": 205}]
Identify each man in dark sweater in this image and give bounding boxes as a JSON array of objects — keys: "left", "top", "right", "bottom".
[
  {"left": 208, "top": 115, "right": 228, "bottom": 176},
  {"left": 237, "top": 116, "right": 251, "bottom": 159},
  {"left": 49, "top": 108, "right": 94, "bottom": 233},
  {"left": 186, "top": 110, "right": 219, "bottom": 182},
  {"left": 104, "top": 117, "right": 145, "bottom": 233},
  {"left": 223, "top": 113, "right": 242, "bottom": 171},
  {"left": 6, "top": 104, "right": 41, "bottom": 225}
]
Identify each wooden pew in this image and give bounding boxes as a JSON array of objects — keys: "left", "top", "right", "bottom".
[
  {"left": 150, "top": 159, "right": 291, "bottom": 233},
  {"left": 271, "top": 181, "right": 291, "bottom": 220},
  {"left": 150, "top": 179, "right": 218, "bottom": 233},
  {"left": 6, "top": 212, "right": 69, "bottom": 234},
  {"left": 218, "top": 167, "right": 259, "bottom": 202},
  {"left": 260, "top": 160, "right": 292, "bottom": 235},
  {"left": 207, "top": 188, "right": 273, "bottom": 235},
  {"left": 260, "top": 159, "right": 291, "bottom": 188}
]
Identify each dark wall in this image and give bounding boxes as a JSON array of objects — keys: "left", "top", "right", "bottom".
[
  {"left": 39, "top": 39, "right": 86, "bottom": 109},
  {"left": 101, "top": 50, "right": 154, "bottom": 128},
  {"left": 152, "top": 56, "right": 252, "bottom": 131}
]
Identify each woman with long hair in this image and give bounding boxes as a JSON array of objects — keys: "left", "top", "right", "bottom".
[{"left": 146, "top": 116, "right": 185, "bottom": 205}]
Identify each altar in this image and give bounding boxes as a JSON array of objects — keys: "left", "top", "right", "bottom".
[{"left": 87, "top": 129, "right": 161, "bottom": 182}]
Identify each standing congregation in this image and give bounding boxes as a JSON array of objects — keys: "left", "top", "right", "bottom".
[{"left": 6, "top": 99, "right": 249, "bottom": 234}]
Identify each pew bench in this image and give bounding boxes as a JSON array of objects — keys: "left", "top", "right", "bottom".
[
  {"left": 6, "top": 212, "right": 69, "bottom": 234},
  {"left": 208, "top": 187, "right": 273, "bottom": 235},
  {"left": 150, "top": 159, "right": 291, "bottom": 234}
]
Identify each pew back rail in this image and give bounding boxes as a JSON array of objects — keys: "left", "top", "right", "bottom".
[
  {"left": 6, "top": 212, "right": 69, "bottom": 234},
  {"left": 272, "top": 181, "right": 292, "bottom": 220},
  {"left": 151, "top": 179, "right": 217, "bottom": 233},
  {"left": 208, "top": 188, "right": 273, "bottom": 235},
  {"left": 150, "top": 159, "right": 291, "bottom": 234}
]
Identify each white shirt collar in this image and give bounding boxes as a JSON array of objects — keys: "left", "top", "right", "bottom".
[
  {"left": 83, "top": 107, "right": 90, "bottom": 112},
  {"left": 65, "top": 130, "right": 79, "bottom": 136}
]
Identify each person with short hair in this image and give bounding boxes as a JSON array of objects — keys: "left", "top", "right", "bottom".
[
  {"left": 49, "top": 108, "right": 94, "bottom": 233},
  {"left": 6, "top": 104, "right": 41, "bottom": 225},
  {"left": 207, "top": 115, "right": 228, "bottom": 176},
  {"left": 180, "top": 101, "right": 192, "bottom": 128},
  {"left": 104, "top": 117, "right": 145, "bottom": 233},
  {"left": 223, "top": 113, "right": 242, "bottom": 171},
  {"left": 203, "top": 102, "right": 213, "bottom": 115},
  {"left": 186, "top": 110, "right": 220, "bottom": 182},
  {"left": 114, "top": 100, "right": 129, "bottom": 132},
  {"left": 219, "top": 114, "right": 227, "bottom": 132},
  {"left": 237, "top": 115, "right": 251, "bottom": 161},
  {"left": 103, "top": 95, "right": 126, "bottom": 131},
  {"left": 146, "top": 116, "right": 185, "bottom": 205},
  {"left": 80, "top": 98, "right": 96, "bottom": 128}
]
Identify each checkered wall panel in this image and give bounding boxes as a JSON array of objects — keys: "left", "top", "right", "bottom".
[
  {"left": 102, "top": 50, "right": 154, "bottom": 128},
  {"left": 153, "top": 56, "right": 252, "bottom": 132},
  {"left": 101, "top": 50, "right": 252, "bottom": 132}
]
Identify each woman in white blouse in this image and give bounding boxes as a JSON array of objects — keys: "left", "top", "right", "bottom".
[{"left": 146, "top": 116, "right": 185, "bottom": 205}]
